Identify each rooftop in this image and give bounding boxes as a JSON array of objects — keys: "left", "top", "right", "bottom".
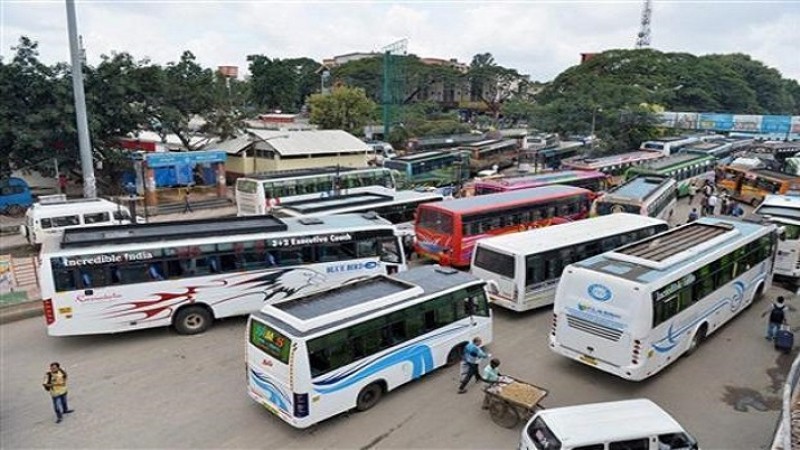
[
  {"left": 248, "top": 129, "right": 371, "bottom": 156},
  {"left": 604, "top": 176, "right": 672, "bottom": 200},
  {"left": 422, "top": 185, "right": 589, "bottom": 214}
]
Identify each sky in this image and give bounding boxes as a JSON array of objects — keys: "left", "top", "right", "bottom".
[{"left": 2, "top": 1, "right": 799, "bottom": 83}]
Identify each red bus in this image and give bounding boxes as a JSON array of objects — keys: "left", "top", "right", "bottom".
[
  {"left": 414, "top": 185, "right": 593, "bottom": 267},
  {"left": 473, "top": 170, "right": 608, "bottom": 196}
]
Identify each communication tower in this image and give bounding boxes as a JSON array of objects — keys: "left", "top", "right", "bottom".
[
  {"left": 635, "top": 0, "right": 652, "bottom": 48},
  {"left": 382, "top": 39, "right": 408, "bottom": 139}
]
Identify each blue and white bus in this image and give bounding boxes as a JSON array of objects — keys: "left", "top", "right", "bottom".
[
  {"left": 592, "top": 176, "right": 677, "bottom": 221},
  {"left": 550, "top": 217, "right": 777, "bottom": 380},
  {"left": 246, "top": 265, "right": 492, "bottom": 428}
]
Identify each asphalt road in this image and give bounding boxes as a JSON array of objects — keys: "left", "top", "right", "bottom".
[
  {"left": 1, "top": 195, "right": 797, "bottom": 449},
  {"left": 0, "top": 279, "right": 795, "bottom": 449}
]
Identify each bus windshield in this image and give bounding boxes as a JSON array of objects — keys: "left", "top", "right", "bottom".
[
  {"left": 418, "top": 209, "right": 452, "bottom": 234},
  {"left": 528, "top": 417, "right": 562, "bottom": 450}
]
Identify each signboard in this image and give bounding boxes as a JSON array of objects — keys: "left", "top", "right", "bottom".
[
  {"left": 761, "top": 115, "right": 792, "bottom": 134},
  {"left": 698, "top": 113, "right": 734, "bottom": 131},
  {"left": 145, "top": 151, "right": 227, "bottom": 168}
]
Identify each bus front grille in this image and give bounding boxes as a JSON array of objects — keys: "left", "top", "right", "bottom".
[{"left": 566, "top": 315, "right": 623, "bottom": 342}]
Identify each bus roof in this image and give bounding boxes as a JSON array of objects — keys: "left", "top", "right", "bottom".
[
  {"left": 755, "top": 194, "right": 800, "bottom": 223},
  {"left": 256, "top": 266, "right": 481, "bottom": 336},
  {"left": 278, "top": 189, "right": 442, "bottom": 215},
  {"left": 534, "top": 399, "right": 685, "bottom": 444},
  {"left": 477, "top": 170, "right": 605, "bottom": 188},
  {"left": 420, "top": 185, "right": 590, "bottom": 215},
  {"left": 751, "top": 169, "right": 800, "bottom": 181},
  {"left": 574, "top": 217, "right": 772, "bottom": 284},
  {"left": 390, "top": 151, "right": 452, "bottom": 162},
  {"left": 53, "top": 213, "right": 392, "bottom": 251},
  {"left": 603, "top": 176, "right": 673, "bottom": 201},
  {"left": 563, "top": 151, "right": 663, "bottom": 169},
  {"left": 641, "top": 153, "right": 711, "bottom": 171},
  {"left": 243, "top": 166, "right": 382, "bottom": 181},
  {"left": 476, "top": 214, "right": 666, "bottom": 256}
]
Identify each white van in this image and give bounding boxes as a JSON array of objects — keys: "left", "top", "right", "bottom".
[
  {"left": 20, "top": 196, "right": 142, "bottom": 245},
  {"left": 520, "top": 399, "right": 698, "bottom": 450}
]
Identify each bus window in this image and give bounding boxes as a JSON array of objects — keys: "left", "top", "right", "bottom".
[
  {"left": 379, "top": 238, "right": 401, "bottom": 264},
  {"left": 83, "top": 212, "right": 111, "bottom": 224}
]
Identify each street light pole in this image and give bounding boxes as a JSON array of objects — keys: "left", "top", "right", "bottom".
[{"left": 590, "top": 107, "right": 602, "bottom": 152}]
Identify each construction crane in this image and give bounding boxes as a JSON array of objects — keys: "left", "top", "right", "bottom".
[
  {"left": 382, "top": 38, "right": 408, "bottom": 139},
  {"left": 635, "top": 0, "right": 652, "bottom": 48}
]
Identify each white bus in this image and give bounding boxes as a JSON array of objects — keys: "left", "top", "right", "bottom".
[
  {"left": 471, "top": 214, "right": 668, "bottom": 312},
  {"left": 235, "top": 167, "right": 397, "bottom": 216},
  {"left": 550, "top": 217, "right": 777, "bottom": 381},
  {"left": 41, "top": 214, "right": 407, "bottom": 336},
  {"left": 275, "top": 188, "right": 443, "bottom": 255},
  {"left": 755, "top": 194, "right": 800, "bottom": 283},
  {"left": 21, "top": 197, "right": 141, "bottom": 245},
  {"left": 593, "top": 176, "right": 677, "bottom": 221},
  {"left": 520, "top": 399, "right": 698, "bottom": 450},
  {"left": 640, "top": 136, "right": 700, "bottom": 156},
  {"left": 246, "top": 265, "right": 492, "bottom": 428}
]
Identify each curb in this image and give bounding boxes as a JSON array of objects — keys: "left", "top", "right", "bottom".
[{"left": 0, "top": 300, "right": 43, "bottom": 325}]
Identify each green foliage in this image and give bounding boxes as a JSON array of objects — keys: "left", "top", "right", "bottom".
[
  {"left": 469, "top": 52, "right": 527, "bottom": 118},
  {"left": 247, "top": 55, "right": 319, "bottom": 112},
  {"left": 308, "top": 86, "right": 378, "bottom": 134}
]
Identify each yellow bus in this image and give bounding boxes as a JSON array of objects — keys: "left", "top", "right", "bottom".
[{"left": 717, "top": 166, "right": 800, "bottom": 206}]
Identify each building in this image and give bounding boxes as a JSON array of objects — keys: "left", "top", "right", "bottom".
[{"left": 211, "top": 129, "right": 371, "bottom": 179}]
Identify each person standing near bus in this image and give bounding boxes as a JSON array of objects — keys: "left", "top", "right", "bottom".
[
  {"left": 767, "top": 296, "right": 787, "bottom": 341},
  {"left": 58, "top": 174, "right": 68, "bottom": 195},
  {"left": 183, "top": 186, "right": 193, "bottom": 214},
  {"left": 688, "top": 182, "right": 697, "bottom": 205},
  {"left": 42, "top": 362, "right": 73, "bottom": 423},
  {"left": 458, "top": 337, "right": 488, "bottom": 394}
]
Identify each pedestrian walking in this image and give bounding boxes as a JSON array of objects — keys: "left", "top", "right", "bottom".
[
  {"left": 700, "top": 196, "right": 709, "bottom": 216},
  {"left": 703, "top": 181, "right": 713, "bottom": 198},
  {"left": 707, "top": 193, "right": 718, "bottom": 216},
  {"left": 42, "top": 362, "right": 74, "bottom": 423},
  {"left": 458, "top": 337, "right": 488, "bottom": 394},
  {"left": 766, "top": 296, "right": 787, "bottom": 341},
  {"left": 687, "top": 182, "right": 697, "bottom": 205},
  {"left": 721, "top": 195, "right": 731, "bottom": 216},
  {"left": 183, "top": 186, "right": 193, "bottom": 214},
  {"left": 688, "top": 208, "right": 699, "bottom": 223}
]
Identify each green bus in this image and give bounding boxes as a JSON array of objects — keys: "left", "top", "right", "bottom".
[
  {"left": 624, "top": 153, "right": 716, "bottom": 197},
  {"left": 384, "top": 150, "right": 470, "bottom": 189}
]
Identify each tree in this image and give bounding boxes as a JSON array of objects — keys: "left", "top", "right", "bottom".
[
  {"left": 248, "top": 55, "right": 320, "bottom": 113},
  {"left": 0, "top": 37, "right": 76, "bottom": 176},
  {"left": 308, "top": 86, "right": 377, "bottom": 134},
  {"left": 468, "top": 53, "right": 527, "bottom": 119}
]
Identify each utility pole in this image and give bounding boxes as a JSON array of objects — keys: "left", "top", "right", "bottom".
[{"left": 65, "top": 0, "right": 96, "bottom": 198}]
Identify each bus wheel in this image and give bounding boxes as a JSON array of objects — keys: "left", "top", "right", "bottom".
[
  {"left": 685, "top": 325, "right": 707, "bottom": 356},
  {"left": 173, "top": 305, "right": 213, "bottom": 335},
  {"left": 753, "top": 283, "right": 765, "bottom": 302},
  {"left": 446, "top": 343, "right": 466, "bottom": 366},
  {"left": 356, "top": 382, "right": 384, "bottom": 411}
]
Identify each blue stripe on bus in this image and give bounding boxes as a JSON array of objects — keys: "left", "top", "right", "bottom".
[{"left": 249, "top": 369, "right": 292, "bottom": 413}]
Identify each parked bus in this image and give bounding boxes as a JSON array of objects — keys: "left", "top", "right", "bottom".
[
  {"left": 717, "top": 165, "right": 800, "bottom": 206},
  {"left": 275, "top": 188, "right": 443, "bottom": 253},
  {"left": 458, "top": 139, "right": 519, "bottom": 174},
  {"left": 532, "top": 142, "right": 584, "bottom": 170},
  {"left": 0, "top": 177, "right": 33, "bottom": 217},
  {"left": 679, "top": 139, "right": 737, "bottom": 165},
  {"left": 414, "top": 186, "right": 593, "bottom": 267},
  {"left": 471, "top": 214, "right": 668, "bottom": 312},
  {"left": 755, "top": 194, "right": 800, "bottom": 283},
  {"left": 550, "top": 217, "right": 777, "bottom": 381},
  {"left": 384, "top": 150, "right": 469, "bottom": 188},
  {"left": 640, "top": 136, "right": 700, "bottom": 156},
  {"left": 625, "top": 153, "right": 716, "bottom": 197},
  {"left": 246, "top": 265, "right": 492, "bottom": 428},
  {"left": 21, "top": 197, "right": 140, "bottom": 245},
  {"left": 235, "top": 167, "right": 397, "bottom": 216},
  {"left": 40, "top": 214, "right": 407, "bottom": 336},
  {"left": 593, "top": 176, "right": 677, "bottom": 221},
  {"left": 473, "top": 170, "right": 608, "bottom": 196},
  {"left": 562, "top": 150, "right": 665, "bottom": 187}
]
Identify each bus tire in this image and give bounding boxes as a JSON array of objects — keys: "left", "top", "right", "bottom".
[
  {"left": 446, "top": 343, "right": 466, "bottom": 366},
  {"left": 753, "top": 282, "right": 766, "bottom": 302},
  {"left": 173, "top": 305, "right": 213, "bottom": 335},
  {"left": 685, "top": 324, "right": 708, "bottom": 356},
  {"left": 356, "top": 382, "right": 384, "bottom": 412}
]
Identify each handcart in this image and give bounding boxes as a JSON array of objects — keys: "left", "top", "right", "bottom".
[{"left": 483, "top": 376, "right": 548, "bottom": 428}]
